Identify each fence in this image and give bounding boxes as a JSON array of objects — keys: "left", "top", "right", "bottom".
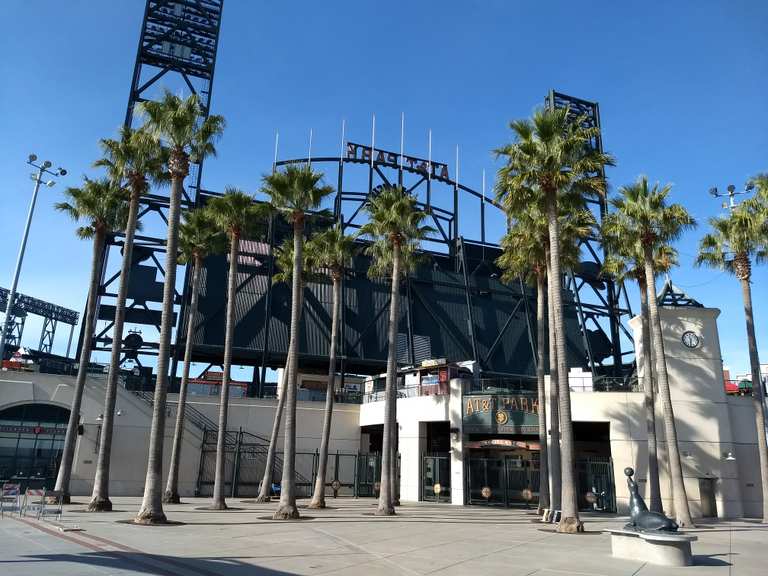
[
  {"left": 195, "top": 429, "right": 383, "bottom": 499},
  {"left": 465, "top": 454, "right": 615, "bottom": 512}
]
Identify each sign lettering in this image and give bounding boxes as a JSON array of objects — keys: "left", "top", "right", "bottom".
[{"left": 346, "top": 142, "right": 450, "bottom": 180}]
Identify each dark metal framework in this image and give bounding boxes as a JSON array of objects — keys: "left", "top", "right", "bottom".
[
  {"left": 82, "top": 0, "right": 224, "bottom": 365},
  {"left": 657, "top": 278, "right": 703, "bottom": 308},
  {"left": 546, "top": 90, "right": 634, "bottom": 375},
  {"left": 0, "top": 288, "right": 79, "bottom": 355}
]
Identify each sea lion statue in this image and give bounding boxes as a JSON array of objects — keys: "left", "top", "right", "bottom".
[{"left": 624, "top": 467, "right": 678, "bottom": 532}]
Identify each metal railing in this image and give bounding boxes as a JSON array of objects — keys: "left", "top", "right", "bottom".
[{"left": 363, "top": 381, "right": 449, "bottom": 403}]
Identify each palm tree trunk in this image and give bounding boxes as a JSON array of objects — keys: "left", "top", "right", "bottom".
[
  {"left": 255, "top": 336, "right": 296, "bottom": 502},
  {"left": 89, "top": 190, "right": 140, "bottom": 512},
  {"left": 638, "top": 275, "right": 663, "bottom": 513},
  {"left": 376, "top": 242, "right": 400, "bottom": 516},
  {"left": 55, "top": 228, "right": 106, "bottom": 503},
  {"left": 536, "top": 272, "right": 550, "bottom": 513},
  {"left": 136, "top": 165, "right": 184, "bottom": 524},
  {"left": 739, "top": 274, "right": 768, "bottom": 522},
  {"left": 546, "top": 256, "right": 561, "bottom": 512},
  {"left": 163, "top": 256, "right": 202, "bottom": 504},
  {"left": 643, "top": 246, "right": 692, "bottom": 526},
  {"left": 211, "top": 233, "right": 240, "bottom": 510},
  {"left": 309, "top": 275, "right": 341, "bottom": 508},
  {"left": 273, "top": 219, "right": 304, "bottom": 520},
  {"left": 546, "top": 191, "right": 581, "bottom": 533}
]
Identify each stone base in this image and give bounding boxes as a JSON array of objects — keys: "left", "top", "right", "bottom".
[{"left": 605, "top": 529, "right": 697, "bottom": 567}]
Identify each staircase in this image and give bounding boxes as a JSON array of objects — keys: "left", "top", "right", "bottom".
[{"left": 131, "top": 390, "right": 311, "bottom": 492}]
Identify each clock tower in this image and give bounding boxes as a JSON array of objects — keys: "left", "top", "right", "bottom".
[{"left": 629, "top": 279, "right": 746, "bottom": 518}]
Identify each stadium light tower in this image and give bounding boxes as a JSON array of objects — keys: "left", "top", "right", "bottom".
[{"left": 0, "top": 155, "right": 67, "bottom": 364}]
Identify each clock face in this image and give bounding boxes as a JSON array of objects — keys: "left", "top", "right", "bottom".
[{"left": 681, "top": 331, "right": 700, "bottom": 349}]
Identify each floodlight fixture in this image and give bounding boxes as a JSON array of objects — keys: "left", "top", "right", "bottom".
[
  {"left": 746, "top": 181, "right": 755, "bottom": 192},
  {"left": 42, "top": 160, "right": 52, "bottom": 169},
  {"left": 28, "top": 153, "right": 37, "bottom": 163},
  {"left": 708, "top": 187, "right": 718, "bottom": 197},
  {"left": 58, "top": 167, "right": 67, "bottom": 176},
  {"left": 727, "top": 184, "right": 736, "bottom": 193}
]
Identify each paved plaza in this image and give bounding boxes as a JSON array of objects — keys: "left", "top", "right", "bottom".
[{"left": 0, "top": 497, "right": 765, "bottom": 575}]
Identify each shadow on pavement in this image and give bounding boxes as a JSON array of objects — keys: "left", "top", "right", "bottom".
[{"left": 1, "top": 552, "right": 297, "bottom": 576}]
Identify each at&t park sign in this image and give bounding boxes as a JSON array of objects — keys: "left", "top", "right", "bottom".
[
  {"left": 345, "top": 142, "right": 450, "bottom": 181},
  {"left": 462, "top": 392, "right": 539, "bottom": 435}
]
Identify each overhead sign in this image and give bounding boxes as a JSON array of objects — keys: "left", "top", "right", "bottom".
[
  {"left": 462, "top": 393, "right": 539, "bottom": 435},
  {"left": 345, "top": 142, "right": 450, "bottom": 181}
]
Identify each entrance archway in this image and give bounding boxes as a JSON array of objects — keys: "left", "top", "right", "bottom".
[{"left": 0, "top": 403, "right": 70, "bottom": 489}]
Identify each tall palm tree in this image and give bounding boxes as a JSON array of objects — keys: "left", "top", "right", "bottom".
[
  {"left": 495, "top": 107, "right": 614, "bottom": 532},
  {"left": 163, "top": 208, "right": 224, "bottom": 504},
  {"left": 261, "top": 165, "right": 334, "bottom": 520},
  {"left": 135, "top": 91, "right": 225, "bottom": 524},
  {"left": 497, "top": 205, "right": 593, "bottom": 514},
  {"left": 696, "top": 199, "right": 768, "bottom": 522},
  {"left": 53, "top": 178, "right": 131, "bottom": 503},
  {"left": 88, "top": 127, "right": 166, "bottom": 511},
  {"left": 603, "top": 176, "right": 695, "bottom": 526},
  {"left": 361, "top": 186, "right": 431, "bottom": 516},
  {"left": 253, "top": 238, "right": 314, "bottom": 503},
  {"left": 602, "top": 242, "right": 677, "bottom": 514},
  {"left": 206, "top": 188, "right": 266, "bottom": 510},
  {"left": 307, "top": 225, "right": 356, "bottom": 509}
]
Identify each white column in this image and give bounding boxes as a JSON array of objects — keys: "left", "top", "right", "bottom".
[
  {"left": 449, "top": 377, "right": 465, "bottom": 505},
  {"left": 398, "top": 419, "right": 425, "bottom": 502}
]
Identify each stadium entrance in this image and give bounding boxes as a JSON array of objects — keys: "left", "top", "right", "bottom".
[{"left": 0, "top": 403, "right": 69, "bottom": 490}]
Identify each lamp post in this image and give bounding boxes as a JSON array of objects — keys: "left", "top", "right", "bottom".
[{"left": 0, "top": 155, "right": 66, "bottom": 365}]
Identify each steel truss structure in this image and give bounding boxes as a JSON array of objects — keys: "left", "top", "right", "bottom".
[
  {"left": 546, "top": 90, "right": 634, "bottom": 374},
  {"left": 87, "top": 0, "right": 633, "bottom": 391},
  {"left": 81, "top": 0, "right": 224, "bottom": 367},
  {"left": 0, "top": 287, "right": 79, "bottom": 355}
]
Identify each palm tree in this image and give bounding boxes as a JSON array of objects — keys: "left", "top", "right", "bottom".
[
  {"left": 497, "top": 205, "right": 593, "bottom": 514},
  {"left": 602, "top": 242, "right": 677, "bottom": 514},
  {"left": 603, "top": 176, "right": 695, "bottom": 526},
  {"left": 53, "top": 178, "right": 131, "bottom": 503},
  {"left": 253, "top": 238, "right": 314, "bottom": 503},
  {"left": 88, "top": 127, "right": 166, "bottom": 511},
  {"left": 360, "top": 186, "right": 431, "bottom": 516},
  {"left": 206, "top": 188, "right": 266, "bottom": 510},
  {"left": 261, "top": 165, "right": 334, "bottom": 520},
  {"left": 135, "top": 91, "right": 225, "bottom": 524},
  {"left": 495, "top": 107, "right": 614, "bottom": 532},
  {"left": 163, "top": 208, "right": 224, "bottom": 504},
  {"left": 307, "top": 225, "right": 356, "bottom": 509},
  {"left": 696, "top": 199, "right": 768, "bottom": 522}
]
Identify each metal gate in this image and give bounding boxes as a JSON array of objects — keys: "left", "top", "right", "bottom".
[
  {"left": 421, "top": 453, "right": 451, "bottom": 502},
  {"left": 465, "top": 455, "right": 538, "bottom": 507},
  {"left": 466, "top": 454, "right": 615, "bottom": 512},
  {"left": 195, "top": 430, "right": 383, "bottom": 499},
  {"left": 576, "top": 456, "right": 616, "bottom": 512}
]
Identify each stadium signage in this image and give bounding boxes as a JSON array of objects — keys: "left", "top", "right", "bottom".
[
  {"left": 462, "top": 393, "right": 539, "bottom": 435},
  {"left": 345, "top": 142, "right": 450, "bottom": 181}
]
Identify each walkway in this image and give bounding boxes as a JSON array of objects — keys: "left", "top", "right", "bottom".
[{"left": 0, "top": 497, "right": 764, "bottom": 575}]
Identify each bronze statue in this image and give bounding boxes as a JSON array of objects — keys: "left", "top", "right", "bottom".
[{"left": 624, "top": 467, "right": 678, "bottom": 532}]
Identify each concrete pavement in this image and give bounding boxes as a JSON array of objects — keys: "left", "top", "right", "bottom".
[{"left": 0, "top": 497, "right": 764, "bottom": 575}]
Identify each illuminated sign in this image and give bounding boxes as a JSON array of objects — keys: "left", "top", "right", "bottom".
[{"left": 345, "top": 142, "right": 450, "bottom": 181}]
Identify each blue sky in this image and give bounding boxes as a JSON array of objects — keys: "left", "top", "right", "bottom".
[{"left": 1, "top": 0, "right": 767, "bottom": 375}]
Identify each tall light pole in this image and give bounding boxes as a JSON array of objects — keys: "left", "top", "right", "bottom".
[{"left": 0, "top": 154, "right": 66, "bottom": 365}]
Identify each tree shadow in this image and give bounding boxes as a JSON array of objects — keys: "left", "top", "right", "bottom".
[{"left": 1, "top": 551, "right": 296, "bottom": 576}]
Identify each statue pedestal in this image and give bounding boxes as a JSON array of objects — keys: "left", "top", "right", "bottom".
[{"left": 604, "top": 529, "right": 697, "bottom": 567}]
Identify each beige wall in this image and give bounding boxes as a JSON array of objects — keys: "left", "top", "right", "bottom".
[{"left": 0, "top": 371, "right": 361, "bottom": 498}]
